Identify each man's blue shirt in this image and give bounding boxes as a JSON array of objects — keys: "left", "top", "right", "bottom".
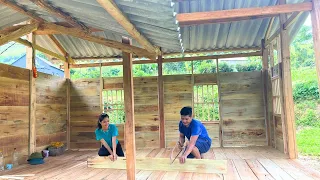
[{"left": 179, "top": 119, "right": 211, "bottom": 141}]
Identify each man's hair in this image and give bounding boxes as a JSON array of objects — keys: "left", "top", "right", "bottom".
[{"left": 180, "top": 106, "right": 192, "bottom": 117}]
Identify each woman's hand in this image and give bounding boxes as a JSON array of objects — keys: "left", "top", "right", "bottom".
[
  {"left": 113, "top": 153, "right": 118, "bottom": 161},
  {"left": 108, "top": 155, "right": 114, "bottom": 161}
]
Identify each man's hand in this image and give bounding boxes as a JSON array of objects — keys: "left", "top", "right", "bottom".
[
  {"left": 108, "top": 155, "right": 114, "bottom": 161},
  {"left": 178, "top": 141, "right": 184, "bottom": 150},
  {"left": 179, "top": 155, "right": 186, "bottom": 164}
]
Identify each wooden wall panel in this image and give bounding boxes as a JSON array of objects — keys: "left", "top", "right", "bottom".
[
  {"left": 70, "top": 79, "right": 101, "bottom": 149},
  {"left": 35, "top": 72, "right": 67, "bottom": 151},
  {"left": 220, "top": 72, "right": 266, "bottom": 147},
  {"left": 133, "top": 77, "right": 159, "bottom": 148},
  {"left": 275, "top": 116, "right": 284, "bottom": 153},
  {"left": 101, "top": 77, "right": 159, "bottom": 149},
  {"left": 0, "top": 64, "right": 29, "bottom": 165},
  {"left": 164, "top": 75, "right": 192, "bottom": 147}
]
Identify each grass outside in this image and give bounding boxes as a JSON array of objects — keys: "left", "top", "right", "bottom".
[{"left": 297, "top": 127, "right": 320, "bottom": 156}]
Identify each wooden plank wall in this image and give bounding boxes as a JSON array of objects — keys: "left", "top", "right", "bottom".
[
  {"left": 74, "top": 72, "right": 265, "bottom": 149},
  {"left": 70, "top": 79, "right": 101, "bottom": 149},
  {"left": 0, "top": 64, "right": 30, "bottom": 165},
  {"left": 163, "top": 75, "right": 193, "bottom": 147},
  {"left": 0, "top": 64, "right": 68, "bottom": 165},
  {"left": 35, "top": 72, "right": 67, "bottom": 151},
  {"left": 220, "top": 72, "right": 266, "bottom": 147},
  {"left": 134, "top": 77, "right": 159, "bottom": 148},
  {"left": 103, "top": 77, "right": 159, "bottom": 149}
]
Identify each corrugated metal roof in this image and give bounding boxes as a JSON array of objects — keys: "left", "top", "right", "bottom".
[
  {"left": 0, "top": 6, "right": 29, "bottom": 29},
  {"left": 0, "top": 0, "right": 310, "bottom": 59},
  {"left": 174, "top": 0, "right": 309, "bottom": 52}
]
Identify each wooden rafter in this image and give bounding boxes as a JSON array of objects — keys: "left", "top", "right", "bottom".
[
  {"left": 15, "top": 38, "right": 68, "bottom": 63},
  {"left": 48, "top": 35, "right": 75, "bottom": 64},
  {"left": 39, "top": 23, "right": 154, "bottom": 59},
  {"left": 176, "top": 2, "right": 312, "bottom": 26},
  {"left": 1, "top": 0, "right": 154, "bottom": 59},
  {"left": 68, "top": 51, "right": 261, "bottom": 68},
  {"left": 266, "top": 9, "right": 305, "bottom": 45},
  {"left": 30, "top": 0, "right": 89, "bottom": 32},
  {"left": 96, "top": 0, "right": 160, "bottom": 56},
  {"left": 0, "top": 23, "right": 38, "bottom": 46},
  {"left": 265, "top": 17, "right": 275, "bottom": 41}
]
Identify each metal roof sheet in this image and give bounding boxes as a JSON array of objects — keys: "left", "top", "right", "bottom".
[{"left": 0, "top": 0, "right": 310, "bottom": 59}]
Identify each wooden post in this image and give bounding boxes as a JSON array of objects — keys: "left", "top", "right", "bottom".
[
  {"left": 311, "top": 0, "right": 320, "bottom": 94},
  {"left": 27, "top": 32, "right": 36, "bottom": 155},
  {"left": 216, "top": 58, "right": 223, "bottom": 147},
  {"left": 100, "top": 63, "right": 104, "bottom": 113},
  {"left": 262, "top": 39, "right": 271, "bottom": 146},
  {"left": 64, "top": 61, "right": 71, "bottom": 150},
  {"left": 279, "top": 0, "right": 297, "bottom": 159},
  {"left": 158, "top": 52, "right": 165, "bottom": 148},
  {"left": 122, "top": 37, "right": 136, "bottom": 179}
]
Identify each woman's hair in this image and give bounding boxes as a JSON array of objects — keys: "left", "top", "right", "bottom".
[{"left": 97, "top": 113, "right": 109, "bottom": 129}]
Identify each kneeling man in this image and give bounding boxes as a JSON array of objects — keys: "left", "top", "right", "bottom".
[{"left": 178, "top": 106, "right": 212, "bottom": 164}]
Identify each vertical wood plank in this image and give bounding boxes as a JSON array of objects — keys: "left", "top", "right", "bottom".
[
  {"left": 122, "top": 37, "right": 136, "bottom": 179},
  {"left": 158, "top": 52, "right": 165, "bottom": 148},
  {"left": 100, "top": 64, "right": 103, "bottom": 113},
  {"left": 277, "top": 37, "right": 288, "bottom": 153},
  {"left": 262, "top": 39, "right": 271, "bottom": 146},
  {"left": 216, "top": 59, "right": 223, "bottom": 147},
  {"left": 66, "top": 78, "right": 71, "bottom": 150},
  {"left": 279, "top": 0, "right": 298, "bottom": 159},
  {"left": 311, "top": 0, "right": 320, "bottom": 94},
  {"left": 28, "top": 32, "right": 36, "bottom": 155}
]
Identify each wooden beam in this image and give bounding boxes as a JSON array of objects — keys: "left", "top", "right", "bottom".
[
  {"left": 30, "top": 0, "right": 89, "bottom": 32},
  {"left": 163, "top": 51, "right": 262, "bottom": 63},
  {"left": 71, "top": 47, "right": 261, "bottom": 60},
  {"left": 265, "top": 17, "right": 275, "bottom": 40},
  {"left": 68, "top": 52, "right": 261, "bottom": 68},
  {"left": 266, "top": 4, "right": 306, "bottom": 46},
  {"left": 0, "top": 0, "right": 44, "bottom": 22},
  {"left": 177, "top": 2, "right": 312, "bottom": 26},
  {"left": 48, "top": 35, "right": 75, "bottom": 64},
  {"left": 15, "top": 38, "right": 68, "bottom": 63},
  {"left": 28, "top": 32, "right": 36, "bottom": 156},
  {"left": 262, "top": 39, "right": 271, "bottom": 146},
  {"left": 157, "top": 52, "right": 165, "bottom": 148},
  {"left": 0, "top": 23, "right": 38, "bottom": 46},
  {"left": 97, "top": 0, "right": 160, "bottom": 56},
  {"left": 122, "top": 37, "right": 136, "bottom": 180},
  {"left": 283, "top": 12, "right": 302, "bottom": 29},
  {"left": 1, "top": 1, "right": 152, "bottom": 58},
  {"left": 279, "top": 0, "right": 297, "bottom": 159},
  {"left": 87, "top": 156, "right": 228, "bottom": 174},
  {"left": 216, "top": 58, "right": 223, "bottom": 147},
  {"left": 311, "top": 0, "right": 320, "bottom": 94},
  {"left": 164, "top": 47, "right": 261, "bottom": 57},
  {"left": 39, "top": 23, "right": 155, "bottom": 59}
]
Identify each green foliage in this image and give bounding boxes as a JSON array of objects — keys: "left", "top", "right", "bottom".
[
  {"left": 219, "top": 62, "right": 234, "bottom": 72},
  {"left": 194, "top": 60, "right": 217, "bottom": 73},
  {"left": 293, "top": 80, "right": 320, "bottom": 101},
  {"left": 235, "top": 61, "right": 262, "bottom": 72},
  {"left": 295, "top": 100, "right": 320, "bottom": 127},
  {"left": 290, "top": 26, "right": 315, "bottom": 69},
  {"left": 297, "top": 127, "right": 320, "bottom": 156}
]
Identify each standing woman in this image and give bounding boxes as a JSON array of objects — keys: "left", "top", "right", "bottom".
[{"left": 95, "top": 113, "right": 124, "bottom": 161}]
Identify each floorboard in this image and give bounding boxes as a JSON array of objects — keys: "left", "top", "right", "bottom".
[{"left": 0, "top": 147, "right": 318, "bottom": 180}]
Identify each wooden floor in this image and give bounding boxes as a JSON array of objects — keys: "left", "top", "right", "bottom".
[{"left": 1, "top": 147, "right": 320, "bottom": 180}]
